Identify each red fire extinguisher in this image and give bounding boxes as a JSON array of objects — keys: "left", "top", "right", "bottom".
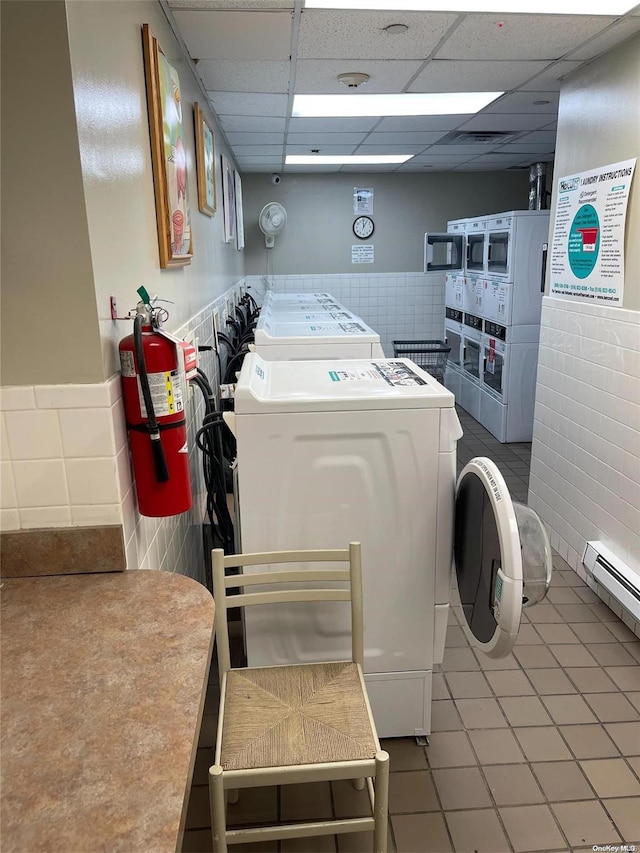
[{"left": 119, "top": 298, "right": 192, "bottom": 517}]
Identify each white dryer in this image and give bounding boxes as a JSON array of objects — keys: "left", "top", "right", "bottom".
[
  {"left": 232, "top": 354, "right": 551, "bottom": 738},
  {"left": 254, "top": 314, "right": 384, "bottom": 361}
]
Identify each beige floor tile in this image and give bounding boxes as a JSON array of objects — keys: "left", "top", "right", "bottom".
[
  {"left": 337, "top": 826, "right": 395, "bottom": 853},
  {"left": 526, "top": 604, "right": 564, "bottom": 624},
  {"left": 526, "top": 667, "right": 577, "bottom": 695},
  {"left": 549, "top": 644, "right": 598, "bottom": 667},
  {"left": 559, "top": 724, "right": 620, "bottom": 760},
  {"left": 590, "top": 602, "right": 625, "bottom": 622},
  {"left": 606, "top": 621, "right": 640, "bottom": 643},
  {"left": 574, "top": 586, "right": 600, "bottom": 604},
  {"left": 628, "top": 693, "right": 640, "bottom": 714},
  {"left": 486, "top": 669, "right": 535, "bottom": 696},
  {"left": 392, "top": 812, "right": 452, "bottom": 853},
  {"left": 281, "top": 781, "right": 333, "bottom": 820},
  {"left": 425, "top": 731, "right": 476, "bottom": 768},
  {"left": 603, "top": 797, "right": 640, "bottom": 841},
  {"left": 445, "top": 625, "right": 470, "bottom": 648},
  {"left": 186, "top": 785, "right": 211, "bottom": 831},
  {"left": 554, "top": 604, "right": 601, "bottom": 623},
  {"left": 445, "top": 809, "right": 510, "bottom": 853},
  {"left": 564, "top": 667, "right": 619, "bottom": 693},
  {"left": 587, "top": 643, "right": 638, "bottom": 666},
  {"left": 513, "top": 646, "right": 560, "bottom": 669},
  {"left": 546, "top": 586, "right": 584, "bottom": 605},
  {"left": 580, "top": 758, "right": 640, "bottom": 798},
  {"left": 585, "top": 692, "right": 640, "bottom": 723},
  {"left": 389, "top": 770, "right": 440, "bottom": 814},
  {"left": 332, "top": 779, "right": 372, "bottom": 818},
  {"left": 628, "top": 755, "right": 640, "bottom": 776},
  {"left": 445, "top": 671, "right": 493, "bottom": 699},
  {"left": 441, "top": 647, "right": 480, "bottom": 672},
  {"left": 499, "top": 696, "right": 554, "bottom": 727},
  {"left": 607, "top": 666, "right": 640, "bottom": 692},
  {"left": 482, "top": 764, "right": 544, "bottom": 806},
  {"left": 432, "top": 766, "right": 492, "bottom": 810},
  {"left": 514, "top": 727, "right": 573, "bottom": 762},
  {"left": 541, "top": 694, "right": 598, "bottom": 725},
  {"left": 380, "top": 738, "right": 427, "bottom": 772},
  {"left": 571, "top": 622, "right": 619, "bottom": 644},
  {"left": 473, "top": 650, "right": 521, "bottom": 670},
  {"left": 281, "top": 834, "right": 336, "bottom": 852},
  {"left": 430, "top": 700, "right": 464, "bottom": 732},
  {"left": 604, "top": 722, "right": 640, "bottom": 755},
  {"left": 431, "top": 671, "right": 450, "bottom": 700},
  {"left": 500, "top": 804, "right": 567, "bottom": 852},
  {"left": 516, "top": 624, "right": 544, "bottom": 645},
  {"left": 531, "top": 761, "right": 595, "bottom": 801},
  {"left": 227, "top": 786, "right": 279, "bottom": 827},
  {"left": 468, "top": 728, "right": 526, "bottom": 764},
  {"left": 534, "top": 623, "right": 580, "bottom": 644},
  {"left": 551, "top": 800, "right": 622, "bottom": 847},
  {"left": 456, "top": 697, "right": 509, "bottom": 729}
]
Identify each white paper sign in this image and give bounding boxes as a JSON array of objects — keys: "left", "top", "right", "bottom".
[
  {"left": 549, "top": 158, "right": 636, "bottom": 304},
  {"left": 353, "top": 187, "right": 373, "bottom": 214},
  {"left": 352, "top": 244, "right": 374, "bottom": 264}
]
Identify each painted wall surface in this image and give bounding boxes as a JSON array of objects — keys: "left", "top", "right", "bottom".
[
  {"left": 529, "top": 35, "right": 640, "bottom": 586},
  {"left": 1, "top": 1, "right": 104, "bottom": 386},
  {"left": 242, "top": 171, "right": 530, "bottom": 276}
]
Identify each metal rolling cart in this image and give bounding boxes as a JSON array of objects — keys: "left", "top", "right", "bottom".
[{"left": 392, "top": 340, "right": 451, "bottom": 383}]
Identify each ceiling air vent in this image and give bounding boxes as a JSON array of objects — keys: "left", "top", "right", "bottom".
[{"left": 436, "top": 131, "right": 517, "bottom": 145}]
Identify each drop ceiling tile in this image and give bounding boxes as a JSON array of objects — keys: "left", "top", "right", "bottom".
[
  {"left": 568, "top": 17, "right": 640, "bottom": 60},
  {"left": 352, "top": 144, "right": 428, "bottom": 155},
  {"left": 473, "top": 151, "right": 537, "bottom": 163},
  {"left": 339, "top": 163, "right": 405, "bottom": 171},
  {"left": 540, "top": 121, "right": 557, "bottom": 131},
  {"left": 238, "top": 164, "right": 282, "bottom": 172},
  {"left": 515, "top": 130, "right": 558, "bottom": 145},
  {"left": 285, "top": 144, "right": 359, "bottom": 154},
  {"left": 498, "top": 143, "right": 555, "bottom": 154},
  {"left": 284, "top": 164, "right": 343, "bottom": 172},
  {"left": 425, "top": 144, "right": 498, "bottom": 155},
  {"left": 435, "top": 14, "right": 616, "bottom": 61},
  {"left": 169, "top": 1, "right": 293, "bottom": 8},
  {"left": 359, "top": 132, "right": 446, "bottom": 145},
  {"left": 396, "top": 161, "right": 466, "bottom": 171},
  {"left": 226, "top": 132, "right": 285, "bottom": 145},
  {"left": 286, "top": 132, "right": 368, "bottom": 145},
  {"left": 218, "top": 115, "right": 287, "bottom": 132},
  {"left": 375, "top": 115, "right": 470, "bottom": 132},
  {"left": 288, "top": 117, "right": 379, "bottom": 132},
  {"left": 294, "top": 59, "right": 423, "bottom": 93},
  {"left": 408, "top": 59, "right": 551, "bottom": 93},
  {"left": 458, "top": 113, "right": 552, "bottom": 131},
  {"left": 298, "top": 10, "right": 459, "bottom": 60},
  {"left": 209, "top": 92, "right": 288, "bottom": 117},
  {"left": 197, "top": 60, "right": 290, "bottom": 93},
  {"left": 172, "top": 11, "right": 292, "bottom": 60},
  {"left": 485, "top": 91, "right": 560, "bottom": 114},
  {"left": 454, "top": 161, "right": 529, "bottom": 170},
  {"left": 236, "top": 155, "right": 284, "bottom": 164},
  {"left": 412, "top": 153, "right": 477, "bottom": 162},
  {"left": 519, "top": 61, "right": 584, "bottom": 91},
  {"left": 233, "top": 145, "right": 284, "bottom": 156}
]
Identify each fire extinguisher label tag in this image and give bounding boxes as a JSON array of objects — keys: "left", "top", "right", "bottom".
[
  {"left": 120, "top": 350, "right": 136, "bottom": 378},
  {"left": 138, "top": 370, "right": 184, "bottom": 417}
]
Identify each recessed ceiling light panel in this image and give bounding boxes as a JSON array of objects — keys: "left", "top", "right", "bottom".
[
  {"left": 305, "top": 0, "right": 636, "bottom": 14},
  {"left": 293, "top": 92, "right": 503, "bottom": 117},
  {"left": 286, "top": 154, "right": 413, "bottom": 164}
]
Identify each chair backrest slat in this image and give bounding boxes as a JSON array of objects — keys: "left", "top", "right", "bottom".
[{"left": 212, "top": 543, "right": 363, "bottom": 677}]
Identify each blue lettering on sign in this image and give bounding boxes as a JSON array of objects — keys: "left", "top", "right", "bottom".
[{"left": 329, "top": 371, "right": 339, "bottom": 382}]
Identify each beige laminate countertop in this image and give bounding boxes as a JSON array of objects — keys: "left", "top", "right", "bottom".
[{"left": 1, "top": 570, "right": 215, "bottom": 853}]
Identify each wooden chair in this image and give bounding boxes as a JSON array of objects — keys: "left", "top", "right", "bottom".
[{"left": 208, "top": 542, "right": 390, "bottom": 852}]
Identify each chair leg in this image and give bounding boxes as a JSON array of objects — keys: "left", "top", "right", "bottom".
[
  {"left": 352, "top": 777, "right": 365, "bottom": 790},
  {"left": 373, "top": 750, "right": 390, "bottom": 853},
  {"left": 209, "top": 765, "right": 228, "bottom": 853}
]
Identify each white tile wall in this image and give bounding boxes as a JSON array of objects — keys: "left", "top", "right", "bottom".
[
  {"left": 528, "top": 295, "right": 640, "bottom": 632},
  {"left": 246, "top": 271, "right": 447, "bottom": 357},
  {"left": 0, "top": 280, "right": 248, "bottom": 587}
]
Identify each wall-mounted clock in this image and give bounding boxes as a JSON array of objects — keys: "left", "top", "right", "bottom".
[{"left": 353, "top": 215, "right": 374, "bottom": 240}]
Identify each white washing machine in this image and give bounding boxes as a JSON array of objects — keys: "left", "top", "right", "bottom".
[
  {"left": 231, "top": 354, "right": 551, "bottom": 738},
  {"left": 459, "top": 312, "right": 483, "bottom": 420},
  {"left": 254, "top": 315, "right": 385, "bottom": 361}
]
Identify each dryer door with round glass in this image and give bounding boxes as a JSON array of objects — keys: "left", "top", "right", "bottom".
[{"left": 454, "top": 457, "right": 552, "bottom": 658}]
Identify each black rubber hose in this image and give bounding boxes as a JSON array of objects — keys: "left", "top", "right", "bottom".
[{"left": 133, "top": 314, "right": 169, "bottom": 483}]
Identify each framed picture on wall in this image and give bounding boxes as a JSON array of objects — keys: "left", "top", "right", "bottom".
[
  {"left": 141, "top": 24, "right": 193, "bottom": 268},
  {"left": 194, "top": 103, "right": 217, "bottom": 217},
  {"left": 221, "top": 153, "right": 236, "bottom": 244},
  {"left": 234, "top": 170, "right": 245, "bottom": 251}
]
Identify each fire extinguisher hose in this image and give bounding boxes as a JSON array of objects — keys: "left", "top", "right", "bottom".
[{"left": 133, "top": 313, "right": 170, "bottom": 483}]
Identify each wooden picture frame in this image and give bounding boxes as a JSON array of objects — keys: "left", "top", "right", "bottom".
[
  {"left": 194, "top": 103, "right": 217, "bottom": 217},
  {"left": 221, "top": 153, "right": 236, "bottom": 244},
  {"left": 234, "top": 170, "right": 245, "bottom": 250},
  {"left": 142, "top": 24, "right": 193, "bottom": 268}
]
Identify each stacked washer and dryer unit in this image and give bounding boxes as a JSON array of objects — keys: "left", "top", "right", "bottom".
[{"left": 431, "top": 210, "right": 550, "bottom": 443}]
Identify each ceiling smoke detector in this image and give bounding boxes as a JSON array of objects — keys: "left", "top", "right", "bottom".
[
  {"left": 337, "top": 72, "right": 370, "bottom": 88},
  {"left": 384, "top": 23, "right": 409, "bottom": 34}
]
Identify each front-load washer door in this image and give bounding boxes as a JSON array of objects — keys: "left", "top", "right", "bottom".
[{"left": 454, "top": 457, "right": 524, "bottom": 658}]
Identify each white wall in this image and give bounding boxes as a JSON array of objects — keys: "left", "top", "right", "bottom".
[{"left": 529, "top": 35, "right": 640, "bottom": 597}]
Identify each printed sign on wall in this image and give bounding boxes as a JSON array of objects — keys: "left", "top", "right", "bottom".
[
  {"left": 352, "top": 244, "right": 374, "bottom": 264},
  {"left": 549, "top": 158, "right": 636, "bottom": 304}
]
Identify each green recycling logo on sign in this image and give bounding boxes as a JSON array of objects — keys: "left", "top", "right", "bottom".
[{"left": 568, "top": 204, "right": 600, "bottom": 279}]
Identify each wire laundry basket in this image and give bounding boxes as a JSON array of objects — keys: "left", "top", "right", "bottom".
[{"left": 392, "top": 340, "right": 451, "bottom": 383}]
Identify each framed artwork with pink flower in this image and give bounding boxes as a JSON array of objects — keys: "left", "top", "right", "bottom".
[{"left": 142, "top": 24, "right": 193, "bottom": 268}]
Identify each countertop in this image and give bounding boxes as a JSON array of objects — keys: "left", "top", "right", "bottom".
[{"left": 1, "top": 570, "right": 215, "bottom": 852}]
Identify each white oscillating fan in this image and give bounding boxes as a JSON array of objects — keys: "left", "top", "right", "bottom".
[{"left": 258, "top": 202, "right": 287, "bottom": 248}]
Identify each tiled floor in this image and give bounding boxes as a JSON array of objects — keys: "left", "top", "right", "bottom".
[{"left": 183, "top": 409, "right": 640, "bottom": 853}]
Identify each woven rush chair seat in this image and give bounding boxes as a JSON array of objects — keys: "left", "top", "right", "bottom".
[{"left": 221, "top": 661, "right": 378, "bottom": 771}]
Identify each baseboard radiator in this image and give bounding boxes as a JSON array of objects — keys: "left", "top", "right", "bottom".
[{"left": 583, "top": 541, "right": 640, "bottom": 623}]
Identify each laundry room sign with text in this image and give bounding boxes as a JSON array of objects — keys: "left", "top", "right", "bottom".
[{"left": 549, "top": 158, "right": 636, "bottom": 305}]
